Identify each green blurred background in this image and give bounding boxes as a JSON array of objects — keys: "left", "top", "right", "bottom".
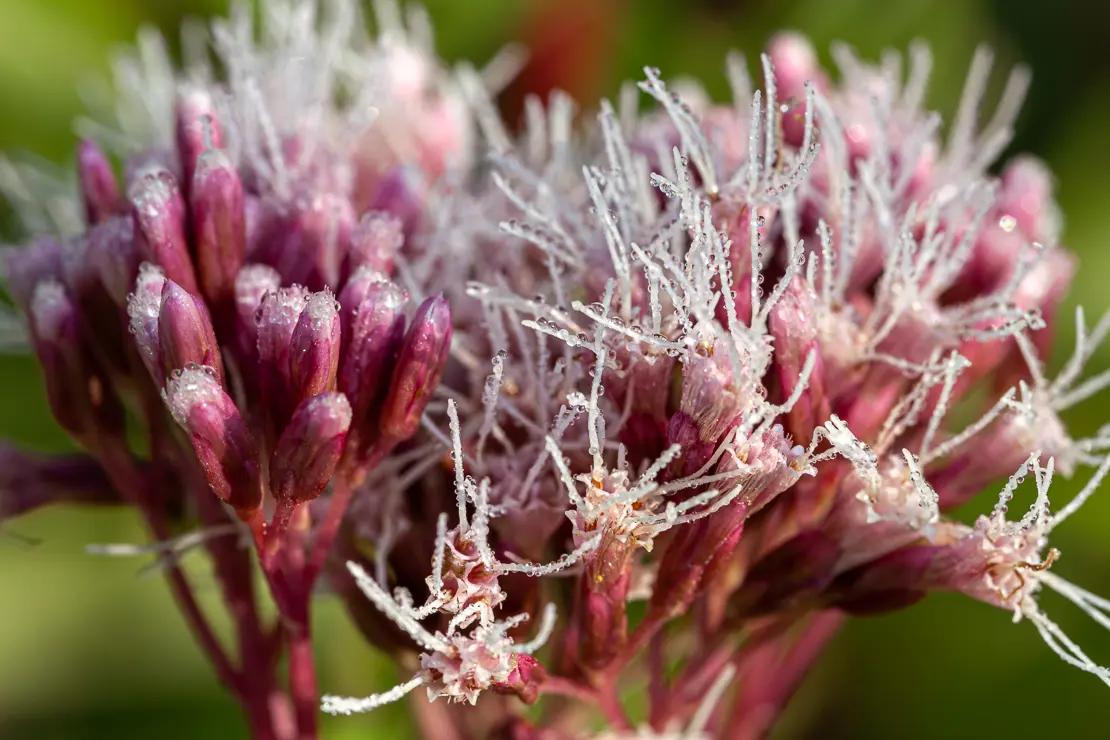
[{"left": 2, "top": 0, "right": 1109, "bottom": 737}]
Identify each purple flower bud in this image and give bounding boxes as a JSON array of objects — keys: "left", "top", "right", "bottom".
[
  {"left": 87, "top": 216, "right": 139, "bottom": 306},
  {"left": 30, "top": 280, "right": 124, "bottom": 442},
  {"left": 270, "top": 392, "right": 351, "bottom": 504},
  {"left": 191, "top": 148, "right": 246, "bottom": 309},
  {"left": 290, "top": 291, "right": 341, "bottom": 403},
  {"left": 367, "top": 166, "right": 427, "bottom": 240},
  {"left": 159, "top": 279, "right": 224, "bottom": 384},
  {"left": 257, "top": 285, "right": 310, "bottom": 429},
  {"left": 260, "top": 194, "right": 356, "bottom": 290},
  {"left": 164, "top": 365, "right": 261, "bottom": 517},
  {"left": 339, "top": 278, "right": 407, "bottom": 455},
  {"left": 175, "top": 87, "right": 223, "bottom": 199},
  {"left": 126, "top": 264, "right": 167, "bottom": 384},
  {"left": 77, "top": 140, "right": 122, "bottom": 225},
  {"left": 379, "top": 294, "right": 452, "bottom": 445},
  {"left": 129, "top": 167, "right": 199, "bottom": 294},
  {"left": 232, "top": 263, "right": 281, "bottom": 364},
  {"left": 343, "top": 212, "right": 403, "bottom": 280},
  {"left": 3, "top": 237, "right": 63, "bottom": 312}
]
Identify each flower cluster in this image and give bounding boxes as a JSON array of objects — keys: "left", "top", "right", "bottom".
[{"left": 2, "top": 2, "right": 1109, "bottom": 739}]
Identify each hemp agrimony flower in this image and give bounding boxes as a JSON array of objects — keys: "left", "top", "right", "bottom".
[{"left": 2, "top": 1, "right": 1109, "bottom": 738}]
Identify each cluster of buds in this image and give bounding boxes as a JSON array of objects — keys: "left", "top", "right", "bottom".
[{"left": 3, "top": 1, "right": 1110, "bottom": 739}]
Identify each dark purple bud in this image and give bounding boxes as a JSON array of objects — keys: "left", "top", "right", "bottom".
[
  {"left": 339, "top": 279, "right": 407, "bottom": 453},
  {"left": 29, "top": 280, "right": 85, "bottom": 436},
  {"left": 3, "top": 237, "right": 63, "bottom": 312},
  {"left": 87, "top": 216, "right": 139, "bottom": 306},
  {"left": 191, "top": 148, "right": 245, "bottom": 309},
  {"left": 232, "top": 263, "right": 281, "bottom": 363},
  {"left": 175, "top": 87, "right": 223, "bottom": 199},
  {"left": 379, "top": 294, "right": 451, "bottom": 445},
  {"left": 270, "top": 392, "right": 351, "bottom": 504},
  {"left": 343, "top": 212, "right": 403, "bottom": 280},
  {"left": 126, "top": 264, "right": 167, "bottom": 384},
  {"left": 164, "top": 365, "right": 262, "bottom": 517},
  {"left": 263, "top": 194, "right": 356, "bottom": 290},
  {"left": 158, "top": 279, "right": 224, "bottom": 384},
  {"left": 257, "top": 285, "right": 310, "bottom": 427},
  {"left": 369, "top": 166, "right": 427, "bottom": 240},
  {"left": 77, "top": 140, "right": 122, "bottom": 225},
  {"left": 30, "top": 280, "right": 124, "bottom": 443},
  {"left": 129, "top": 167, "right": 199, "bottom": 294},
  {"left": 290, "top": 291, "right": 341, "bottom": 402}
]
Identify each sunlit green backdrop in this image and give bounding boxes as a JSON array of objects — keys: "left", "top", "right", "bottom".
[{"left": 2, "top": 1, "right": 1108, "bottom": 738}]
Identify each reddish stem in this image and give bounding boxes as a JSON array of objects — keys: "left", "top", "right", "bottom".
[
  {"left": 726, "top": 611, "right": 844, "bottom": 740},
  {"left": 96, "top": 442, "right": 242, "bottom": 694}
]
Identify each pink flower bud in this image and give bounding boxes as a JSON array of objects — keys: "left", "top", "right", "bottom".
[
  {"left": 126, "top": 263, "right": 167, "bottom": 384},
  {"left": 87, "top": 216, "right": 139, "bottom": 306},
  {"left": 767, "top": 32, "right": 826, "bottom": 147},
  {"left": 191, "top": 148, "right": 246, "bottom": 309},
  {"left": 232, "top": 263, "right": 281, "bottom": 364},
  {"left": 175, "top": 87, "right": 223, "bottom": 200},
  {"left": 261, "top": 194, "right": 356, "bottom": 290},
  {"left": 270, "top": 392, "right": 351, "bottom": 504},
  {"left": 379, "top": 295, "right": 452, "bottom": 445},
  {"left": 367, "top": 166, "right": 427, "bottom": 240},
  {"left": 493, "top": 654, "right": 547, "bottom": 706},
  {"left": 343, "top": 212, "right": 404, "bottom": 280},
  {"left": 256, "top": 285, "right": 310, "bottom": 432},
  {"left": 129, "top": 167, "right": 199, "bottom": 294},
  {"left": 339, "top": 278, "right": 407, "bottom": 455},
  {"left": 1000, "top": 156, "right": 1058, "bottom": 244},
  {"left": 164, "top": 365, "right": 262, "bottom": 516},
  {"left": 4, "top": 237, "right": 63, "bottom": 312},
  {"left": 76, "top": 140, "right": 122, "bottom": 225},
  {"left": 30, "top": 280, "right": 125, "bottom": 442},
  {"left": 158, "top": 279, "right": 224, "bottom": 384},
  {"left": 290, "top": 291, "right": 341, "bottom": 402}
]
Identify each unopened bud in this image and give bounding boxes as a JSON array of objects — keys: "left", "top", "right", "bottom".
[
  {"left": 77, "top": 140, "right": 122, "bottom": 225},
  {"left": 30, "top": 280, "right": 124, "bottom": 443},
  {"left": 232, "top": 263, "right": 281, "bottom": 363},
  {"left": 339, "top": 279, "right": 407, "bottom": 455},
  {"left": 175, "top": 87, "right": 223, "bottom": 199},
  {"left": 164, "top": 365, "right": 262, "bottom": 516},
  {"left": 127, "top": 264, "right": 167, "bottom": 384},
  {"left": 257, "top": 285, "right": 310, "bottom": 428},
  {"left": 344, "top": 212, "right": 403, "bottom": 280},
  {"left": 159, "top": 279, "right": 224, "bottom": 384},
  {"left": 130, "top": 168, "right": 199, "bottom": 294},
  {"left": 369, "top": 166, "right": 427, "bottom": 240},
  {"left": 191, "top": 148, "right": 246, "bottom": 309},
  {"left": 87, "top": 216, "right": 139, "bottom": 306},
  {"left": 270, "top": 392, "right": 351, "bottom": 504},
  {"left": 290, "top": 291, "right": 341, "bottom": 402},
  {"left": 4, "top": 237, "right": 63, "bottom": 312},
  {"left": 379, "top": 295, "right": 452, "bottom": 445}
]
